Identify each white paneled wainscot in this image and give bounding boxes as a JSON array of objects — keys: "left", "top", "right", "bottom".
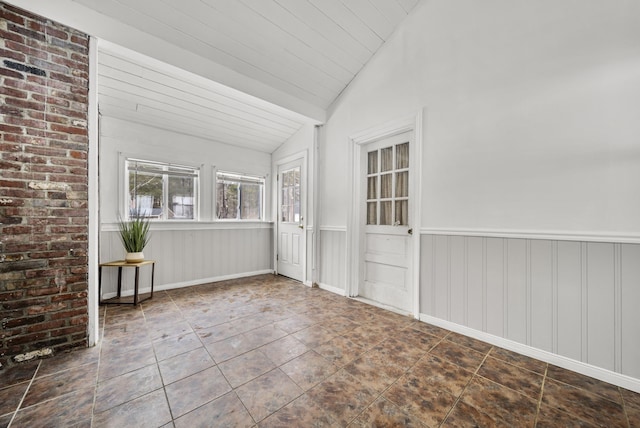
[
  {"left": 99, "top": 223, "right": 273, "bottom": 297},
  {"left": 420, "top": 233, "right": 640, "bottom": 390},
  {"left": 318, "top": 227, "right": 347, "bottom": 295}
]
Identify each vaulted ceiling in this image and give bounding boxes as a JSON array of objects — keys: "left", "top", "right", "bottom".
[{"left": 7, "top": 0, "right": 422, "bottom": 152}]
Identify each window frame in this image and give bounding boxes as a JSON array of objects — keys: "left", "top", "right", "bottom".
[
  {"left": 124, "top": 156, "right": 200, "bottom": 222},
  {"left": 215, "top": 170, "right": 266, "bottom": 221}
]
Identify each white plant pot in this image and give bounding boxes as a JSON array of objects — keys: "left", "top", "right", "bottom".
[{"left": 125, "top": 252, "right": 144, "bottom": 263}]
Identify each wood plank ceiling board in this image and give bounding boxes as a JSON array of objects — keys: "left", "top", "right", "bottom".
[
  {"left": 15, "top": 0, "right": 424, "bottom": 151},
  {"left": 97, "top": 42, "right": 311, "bottom": 153}
]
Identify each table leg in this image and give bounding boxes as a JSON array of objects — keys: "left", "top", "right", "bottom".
[
  {"left": 150, "top": 262, "right": 155, "bottom": 299},
  {"left": 117, "top": 267, "right": 123, "bottom": 298},
  {"left": 134, "top": 266, "right": 140, "bottom": 306},
  {"left": 98, "top": 266, "right": 103, "bottom": 304}
]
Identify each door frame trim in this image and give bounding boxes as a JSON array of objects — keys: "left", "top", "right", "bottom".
[
  {"left": 346, "top": 111, "right": 423, "bottom": 318},
  {"left": 273, "top": 150, "right": 308, "bottom": 283}
]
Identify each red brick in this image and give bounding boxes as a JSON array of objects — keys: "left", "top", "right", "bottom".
[
  {"left": 4, "top": 77, "right": 48, "bottom": 94},
  {"left": 0, "top": 66, "right": 25, "bottom": 79},
  {"left": 0, "top": 47, "right": 26, "bottom": 62},
  {"left": 0, "top": 8, "right": 25, "bottom": 25},
  {"left": 44, "top": 25, "right": 69, "bottom": 41},
  {"left": 49, "top": 123, "right": 87, "bottom": 135},
  {"left": 26, "top": 319, "right": 67, "bottom": 333},
  {"left": 5, "top": 4, "right": 46, "bottom": 23},
  {"left": 50, "top": 308, "right": 86, "bottom": 320}
]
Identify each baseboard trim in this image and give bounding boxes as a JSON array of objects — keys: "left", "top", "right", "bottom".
[
  {"left": 318, "top": 282, "right": 346, "bottom": 296},
  {"left": 101, "top": 269, "right": 275, "bottom": 299},
  {"left": 353, "top": 296, "right": 413, "bottom": 317},
  {"left": 419, "top": 314, "right": 640, "bottom": 393}
]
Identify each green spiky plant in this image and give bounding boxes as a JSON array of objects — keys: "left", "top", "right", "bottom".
[{"left": 117, "top": 215, "right": 151, "bottom": 253}]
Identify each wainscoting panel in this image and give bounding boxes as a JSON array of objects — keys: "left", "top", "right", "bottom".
[
  {"left": 420, "top": 233, "right": 640, "bottom": 380},
  {"left": 100, "top": 226, "right": 273, "bottom": 296},
  {"left": 621, "top": 244, "right": 640, "bottom": 379},
  {"left": 319, "top": 228, "right": 346, "bottom": 291}
]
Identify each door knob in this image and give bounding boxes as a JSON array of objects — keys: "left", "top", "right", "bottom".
[{"left": 408, "top": 228, "right": 413, "bottom": 235}]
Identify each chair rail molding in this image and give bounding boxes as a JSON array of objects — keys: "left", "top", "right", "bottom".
[{"left": 420, "top": 227, "right": 640, "bottom": 244}]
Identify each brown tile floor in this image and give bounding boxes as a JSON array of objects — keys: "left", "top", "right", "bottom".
[{"left": 1, "top": 274, "right": 639, "bottom": 427}]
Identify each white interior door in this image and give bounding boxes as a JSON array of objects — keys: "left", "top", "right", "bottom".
[
  {"left": 360, "top": 131, "right": 413, "bottom": 312},
  {"left": 277, "top": 159, "right": 304, "bottom": 281}
]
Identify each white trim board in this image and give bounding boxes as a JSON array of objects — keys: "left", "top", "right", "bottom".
[
  {"left": 100, "top": 269, "right": 274, "bottom": 299},
  {"left": 318, "top": 226, "right": 347, "bottom": 232},
  {"left": 419, "top": 314, "right": 640, "bottom": 394},
  {"left": 318, "top": 282, "right": 346, "bottom": 296},
  {"left": 101, "top": 221, "right": 273, "bottom": 232},
  {"left": 346, "top": 110, "right": 423, "bottom": 318},
  {"left": 421, "top": 228, "right": 640, "bottom": 245}
]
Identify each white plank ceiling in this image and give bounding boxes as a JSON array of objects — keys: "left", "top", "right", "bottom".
[
  {"left": 9, "top": 0, "right": 422, "bottom": 152},
  {"left": 97, "top": 41, "right": 311, "bottom": 153}
]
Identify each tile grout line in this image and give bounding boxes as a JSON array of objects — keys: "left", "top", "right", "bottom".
[
  {"left": 90, "top": 304, "right": 107, "bottom": 427},
  {"left": 7, "top": 359, "right": 42, "bottom": 428},
  {"left": 533, "top": 364, "right": 549, "bottom": 426},
  {"left": 437, "top": 344, "right": 493, "bottom": 426},
  {"left": 154, "top": 291, "right": 179, "bottom": 425},
  {"left": 347, "top": 330, "right": 450, "bottom": 426}
]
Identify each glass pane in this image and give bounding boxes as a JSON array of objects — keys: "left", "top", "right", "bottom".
[
  {"left": 396, "top": 171, "right": 408, "bottom": 198},
  {"left": 380, "top": 201, "right": 392, "bottom": 225},
  {"left": 367, "top": 150, "right": 378, "bottom": 174},
  {"left": 240, "top": 182, "right": 261, "bottom": 220},
  {"left": 380, "top": 173, "right": 392, "bottom": 199},
  {"left": 129, "top": 171, "right": 163, "bottom": 218},
  {"left": 381, "top": 147, "right": 393, "bottom": 172},
  {"left": 280, "top": 167, "right": 300, "bottom": 223},
  {"left": 367, "top": 176, "right": 377, "bottom": 200},
  {"left": 396, "top": 142, "right": 409, "bottom": 169},
  {"left": 367, "top": 202, "right": 377, "bottom": 225},
  {"left": 395, "top": 200, "right": 408, "bottom": 225},
  {"left": 217, "top": 182, "right": 239, "bottom": 219},
  {"left": 168, "top": 176, "right": 195, "bottom": 219}
]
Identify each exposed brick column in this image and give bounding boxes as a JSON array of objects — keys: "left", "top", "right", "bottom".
[{"left": 0, "top": 2, "right": 90, "bottom": 366}]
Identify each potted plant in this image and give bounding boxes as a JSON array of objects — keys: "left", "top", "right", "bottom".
[{"left": 118, "top": 215, "right": 151, "bottom": 263}]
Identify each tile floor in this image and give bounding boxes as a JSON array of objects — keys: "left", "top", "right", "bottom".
[{"left": 1, "top": 274, "right": 639, "bottom": 427}]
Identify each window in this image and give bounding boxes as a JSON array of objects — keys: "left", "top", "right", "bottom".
[
  {"left": 366, "top": 142, "right": 409, "bottom": 226},
  {"left": 280, "top": 166, "right": 300, "bottom": 223},
  {"left": 126, "top": 158, "right": 199, "bottom": 220},
  {"left": 216, "top": 172, "right": 265, "bottom": 220}
]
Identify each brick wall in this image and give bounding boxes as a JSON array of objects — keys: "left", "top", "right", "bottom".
[{"left": 0, "top": 2, "right": 90, "bottom": 366}]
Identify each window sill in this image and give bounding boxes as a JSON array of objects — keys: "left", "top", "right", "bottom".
[{"left": 101, "top": 221, "right": 273, "bottom": 232}]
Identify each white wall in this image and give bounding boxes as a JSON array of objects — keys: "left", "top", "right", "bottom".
[
  {"left": 100, "top": 116, "right": 272, "bottom": 223},
  {"left": 318, "top": 0, "right": 640, "bottom": 389},
  {"left": 99, "top": 117, "right": 274, "bottom": 288},
  {"left": 323, "top": 0, "right": 640, "bottom": 234}
]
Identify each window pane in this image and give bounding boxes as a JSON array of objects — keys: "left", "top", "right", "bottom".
[
  {"left": 217, "top": 172, "right": 264, "bottom": 220},
  {"left": 381, "top": 147, "right": 393, "bottom": 172},
  {"left": 129, "top": 171, "right": 163, "bottom": 218},
  {"left": 217, "top": 182, "right": 238, "bottom": 219},
  {"left": 128, "top": 159, "right": 199, "bottom": 221},
  {"left": 395, "top": 200, "right": 408, "bottom": 225},
  {"left": 240, "top": 182, "right": 261, "bottom": 219},
  {"left": 280, "top": 167, "right": 300, "bottom": 223},
  {"left": 396, "top": 142, "right": 409, "bottom": 169},
  {"left": 169, "top": 176, "right": 195, "bottom": 219},
  {"left": 380, "top": 201, "right": 392, "bottom": 225},
  {"left": 380, "top": 173, "right": 392, "bottom": 199},
  {"left": 367, "top": 202, "right": 377, "bottom": 225},
  {"left": 396, "top": 171, "right": 408, "bottom": 198},
  {"left": 367, "top": 176, "right": 377, "bottom": 200},
  {"left": 367, "top": 150, "right": 378, "bottom": 174}
]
